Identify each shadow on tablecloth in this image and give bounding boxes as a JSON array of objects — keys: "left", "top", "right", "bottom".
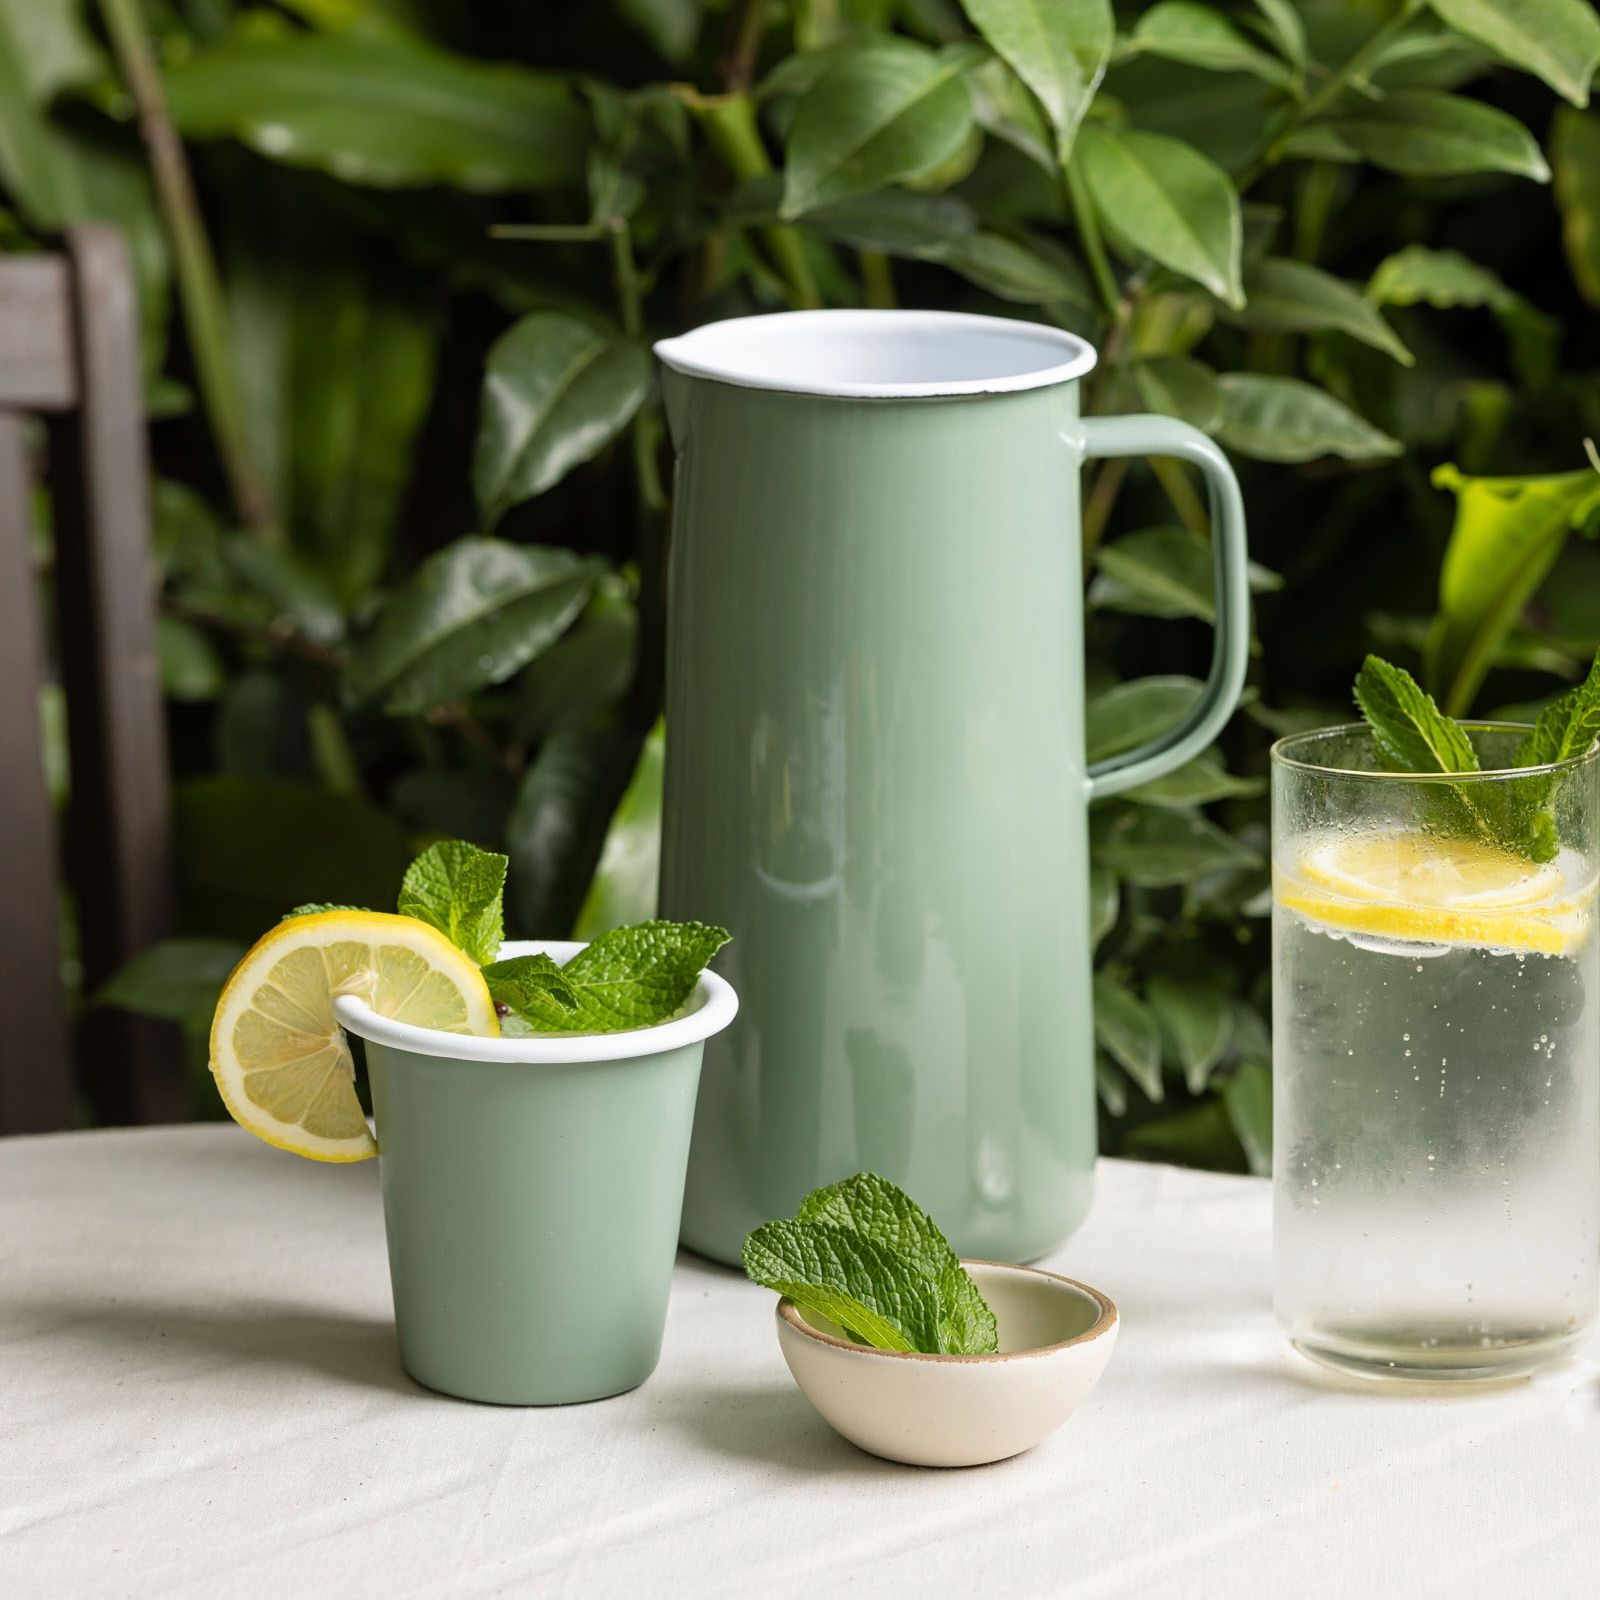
[{"left": 7, "top": 1289, "right": 418, "bottom": 1397}]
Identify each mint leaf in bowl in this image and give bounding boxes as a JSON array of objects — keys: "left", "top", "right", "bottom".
[{"left": 744, "top": 1172, "right": 999, "bottom": 1355}]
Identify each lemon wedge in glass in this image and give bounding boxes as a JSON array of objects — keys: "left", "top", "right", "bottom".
[
  {"left": 209, "top": 911, "right": 498, "bottom": 1161},
  {"left": 1276, "top": 831, "right": 1595, "bottom": 957}
]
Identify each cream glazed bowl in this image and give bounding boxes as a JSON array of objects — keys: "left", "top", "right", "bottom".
[{"left": 776, "top": 1261, "right": 1118, "bottom": 1468}]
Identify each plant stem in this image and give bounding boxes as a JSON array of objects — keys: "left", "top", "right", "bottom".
[
  {"left": 161, "top": 594, "right": 344, "bottom": 668},
  {"left": 98, "top": 0, "right": 278, "bottom": 541},
  {"left": 1266, "top": 0, "right": 1425, "bottom": 163},
  {"left": 425, "top": 701, "right": 520, "bottom": 776},
  {"left": 1082, "top": 458, "right": 1130, "bottom": 559},
  {"left": 686, "top": 91, "right": 821, "bottom": 308},
  {"left": 721, "top": 0, "right": 771, "bottom": 94},
  {"left": 490, "top": 223, "right": 608, "bottom": 242},
  {"left": 859, "top": 249, "right": 895, "bottom": 308},
  {"left": 1152, "top": 457, "right": 1210, "bottom": 537},
  {"left": 1065, "top": 157, "right": 1121, "bottom": 324},
  {"left": 608, "top": 218, "right": 644, "bottom": 337}
]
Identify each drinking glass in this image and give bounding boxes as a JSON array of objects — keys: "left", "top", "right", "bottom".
[{"left": 1272, "top": 724, "right": 1600, "bottom": 1381}]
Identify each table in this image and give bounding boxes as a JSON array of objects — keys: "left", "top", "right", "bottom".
[{"left": 3, "top": 1128, "right": 1597, "bottom": 1599}]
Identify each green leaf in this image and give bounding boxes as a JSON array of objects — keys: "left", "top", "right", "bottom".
[
  {"left": 282, "top": 903, "right": 365, "bottom": 919},
  {"left": 575, "top": 718, "right": 665, "bottom": 938},
  {"left": 1122, "top": 1099, "right": 1246, "bottom": 1172},
  {"left": 1123, "top": 750, "right": 1266, "bottom": 807},
  {"left": 1148, "top": 975, "right": 1234, "bottom": 1095},
  {"left": 222, "top": 187, "right": 437, "bottom": 602},
  {"left": 97, "top": 938, "right": 247, "bottom": 1025},
  {"left": 1251, "top": 0, "right": 1307, "bottom": 69},
  {"left": 1367, "top": 243, "right": 1521, "bottom": 311},
  {"left": 742, "top": 1220, "right": 940, "bottom": 1352},
  {"left": 1091, "top": 526, "right": 1281, "bottom": 623},
  {"left": 505, "top": 919, "right": 729, "bottom": 1033},
  {"left": 1093, "top": 972, "right": 1163, "bottom": 1101},
  {"left": 1129, "top": 357, "right": 1225, "bottom": 434},
  {"left": 1330, "top": 90, "right": 1550, "bottom": 181},
  {"left": 961, "top": 0, "right": 1112, "bottom": 161},
  {"left": 1129, "top": 1, "right": 1296, "bottom": 89},
  {"left": 1553, "top": 107, "right": 1600, "bottom": 306},
  {"left": 1222, "top": 1060, "right": 1272, "bottom": 1176},
  {"left": 1354, "top": 655, "right": 1481, "bottom": 773},
  {"left": 805, "top": 187, "right": 979, "bottom": 254},
  {"left": 1087, "top": 675, "right": 1204, "bottom": 763},
  {"left": 475, "top": 312, "right": 651, "bottom": 526},
  {"left": 175, "top": 777, "right": 412, "bottom": 941},
  {"left": 1425, "top": 465, "right": 1600, "bottom": 715},
  {"left": 482, "top": 952, "right": 580, "bottom": 1024},
  {"left": 164, "top": 33, "right": 589, "bottom": 191},
  {"left": 1076, "top": 124, "right": 1244, "bottom": 307},
  {"left": 506, "top": 726, "right": 639, "bottom": 938},
  {"left": 780, "top": 38, "right": 980, "bottom": 218},
  {"left": 615, "top": 0, "right": 702, "bottom": 64},
  {"left": 1091, "top": 805, "right": 1261, "bottom": 885},
  {"left": 1517, "top": 651, "right": 1600, "bottom": 765},
  {"left": 795, "top": 1172, "right": 997, "bottom": 1354},
  {"left": 513, "top": 581, "right": 638, "bottom": 744},
  {"left": 968, "top": 54, "right": 1059, "bottom": 173},
  {"left": 157, "top": 617, "right": 226, "bottom": 703},
  {"left": 1229, "top": 257, "right": 1413, "bottom": 365},
  {"left": 1426, "top": 0, "right": 1600, "bottom": 107},
  {"left": 343, "top": 538, "right": 602, "bottom": 715},
  {"left": 1215, "top": 374, "right": 1400, "bottom": 462},
  {"left": 936, "top": 229, "right": 1093, "bottom": 304},
  {"left": 1090, "top": 859, "right": 1119, "bottom": 948},
  {"left": 397, "top": 839, "right": 508, "bottom": 965}
]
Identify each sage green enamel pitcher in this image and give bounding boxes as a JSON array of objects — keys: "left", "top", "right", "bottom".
[{"left": 654, "top": 310, "right": 1249, "bottom": 1266}]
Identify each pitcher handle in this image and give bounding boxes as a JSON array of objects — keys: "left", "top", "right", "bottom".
[{"left": 1077, "top": 415, "right": 1250, "bottom": 801}]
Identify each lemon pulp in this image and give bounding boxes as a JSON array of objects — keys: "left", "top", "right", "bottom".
[{"left": 209, "top": 911, "right": 498, "bottom": 1161}]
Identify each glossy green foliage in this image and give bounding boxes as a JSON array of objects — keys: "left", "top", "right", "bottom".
[{"left": 9, "top": 0, "right": 1597, "bottom": 1166}]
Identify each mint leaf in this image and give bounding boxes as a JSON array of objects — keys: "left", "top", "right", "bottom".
[
  {"left": 1516, "top": 651, "right": 1600, "bottom": 767},
  {"left": 1353, "top": 655, "right": 1480, "bottom": 774},
  {"left": 743, "top": 1173, "right": 999, "bottom": 1355},
  {"left": 397, "top": 840, "right": 507, "bottom": 965},
  {"left": 282, "top": 902, "right": 367, "bottom": 920},
  {"left": 520, "top": 920, "right": 730, "bottom": 1034},
  {"left": 795, "top": 1172, "right": 997, "bottom": 1354},
  {"left": 742, "top": 1220, "right": 943, "bottom": 1353},
  {"left": 1351, "top": 654, "right": 1560, "bottom": 863},
  {"left": 482, "top": 953, "right": 579, "bottom": 1027}
]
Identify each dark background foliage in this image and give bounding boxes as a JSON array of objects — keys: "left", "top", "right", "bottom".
[{"left": 9, "top": 0, "right": 1600, "bottom": 1167}]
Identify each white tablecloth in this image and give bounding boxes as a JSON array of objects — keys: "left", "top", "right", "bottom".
[{"left": 2, "top": 1127, "right": 1597, "bottom": 1599}]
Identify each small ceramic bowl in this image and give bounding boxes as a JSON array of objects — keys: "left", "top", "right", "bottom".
[{"left": 776, "top": 1260, "right": 1118, "bottom": 1467}]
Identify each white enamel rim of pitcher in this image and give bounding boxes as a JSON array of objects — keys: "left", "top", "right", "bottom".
[
  {"left": 333, "top": 939, "right": 738, "bottom": 1063},
  {"left": 654, "top": 309, "right": 1098, "bottom": 399}
]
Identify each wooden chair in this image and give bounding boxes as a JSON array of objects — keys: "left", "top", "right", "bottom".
[{"left": 0, "top": 224, "right": 184, "bottom": 1133}]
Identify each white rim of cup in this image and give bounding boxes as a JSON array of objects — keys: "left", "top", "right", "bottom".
[
  {"left": 653, "top": 308, "right": 1098, "bottom": 399},
  {"left": 332, "top": 939, "right": 739, "bottom": 1063}
]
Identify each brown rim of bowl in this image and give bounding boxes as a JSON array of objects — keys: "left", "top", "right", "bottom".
[{"left": 775, "top": 1259, "right": 1119, "bottom": 1364}]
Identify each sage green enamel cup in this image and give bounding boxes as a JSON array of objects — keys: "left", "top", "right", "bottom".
[
  {"left": 335, "top": 940, "right": 738, "bottom": 1405},
  {"left": 654, "top": 310, "right": 1249, "bottom": 1266}
]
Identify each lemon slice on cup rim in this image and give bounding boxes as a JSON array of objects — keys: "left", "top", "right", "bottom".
[{"left": 209, "top": 910, "right": 498, "bottom": 1162}]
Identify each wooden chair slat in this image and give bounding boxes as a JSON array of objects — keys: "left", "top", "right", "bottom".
[
  {"left": 0, "top": 415, "right": 77, "bottom": 1132},
  {"left": 47, "top": 226, "right": 184, "bottom": 1125},
  {"left": 0, "top": 256, "right": 77, "bottom": 411}
]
